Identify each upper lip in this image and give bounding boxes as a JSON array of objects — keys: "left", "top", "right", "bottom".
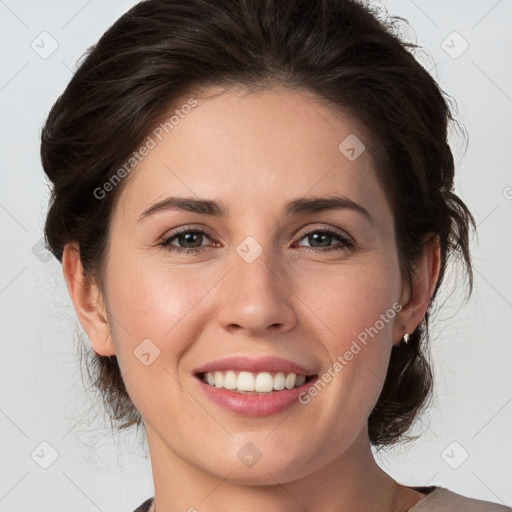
[{"left": 193, "top": 355, "right": 318, "bottom": 376}]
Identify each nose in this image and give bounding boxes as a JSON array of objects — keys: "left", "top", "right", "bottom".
[{"left": 215, "top": 242, "right": 297, "bottom": 337}]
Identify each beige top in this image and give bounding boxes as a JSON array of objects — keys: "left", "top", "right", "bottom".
[
  {"left": 134, "top": 487, "right": 512, "bottom": 511},
  {"left": 409, "top": 487, "right": 511, "bottom": 511}
]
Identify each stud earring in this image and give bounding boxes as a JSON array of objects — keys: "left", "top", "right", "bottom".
[{"left": 402, "top": 333, "right": 410, "bottom": 344}]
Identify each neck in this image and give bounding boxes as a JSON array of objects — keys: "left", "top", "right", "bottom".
[{"left": 145, "top": 425, "right": 413, "bottom": 512}]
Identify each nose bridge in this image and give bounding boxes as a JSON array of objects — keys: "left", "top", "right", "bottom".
[
  {"left": 216, "top": 235, "right": 296, "bottom": 334},
  {"left": 235, "top": 238, "right": 279, "bottom": 298}
]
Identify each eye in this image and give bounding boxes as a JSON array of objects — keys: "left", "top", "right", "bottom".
[
  {"left": 158, "top": 228, "right": 216, "bottom": 253},
  {"left": 158, "top": 226, "right": 354, "bottom": 255},
  {"left": 294, "top": 228, "right": 354, "bottom": 253}
]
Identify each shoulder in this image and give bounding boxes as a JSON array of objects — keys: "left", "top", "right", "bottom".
[
  {"left": 131, "top": 491, "right": 511, "bottom": 512},
  {"left": 410, "top": 487, "right": 511, "bottom": 511},
  {"left": 132, "top": 497, "right": 154, "bottom": 512}
]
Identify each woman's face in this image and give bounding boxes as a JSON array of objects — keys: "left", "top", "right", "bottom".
[{"left": 98, "top": 85, "right": 408, "bottom": 483}]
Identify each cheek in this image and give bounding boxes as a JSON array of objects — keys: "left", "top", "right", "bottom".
[
  {"left": 102, "top": 256, "right": 209, "bottom": 421},
  {"left": 293, "top": 256, "right": 401, "bottom": 404},
  {"left": 295, "top": 257, "right": 400, "bottom": 342},
  {"left": 103, "top": 251, "right": 224, "bottom": 387},
  {"left": 105, "top": 249, "right": 209, "bottom": 337}
]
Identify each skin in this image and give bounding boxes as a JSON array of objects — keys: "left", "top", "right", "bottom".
[{"left": 63, "top": 84, "right": 440, "bottom": 512}]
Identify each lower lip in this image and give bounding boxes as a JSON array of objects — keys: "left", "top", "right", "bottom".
[{"left": 195, "top": 375, "right": 318, "bottom": 416}]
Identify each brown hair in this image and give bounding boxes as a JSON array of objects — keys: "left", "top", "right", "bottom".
[{"left": 41, "top": 0, "right": 475, "bottom": 446}]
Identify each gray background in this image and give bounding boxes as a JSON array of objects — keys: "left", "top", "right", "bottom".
[{"left": 0, "top": 0, "right": 511, "bottom": 510}]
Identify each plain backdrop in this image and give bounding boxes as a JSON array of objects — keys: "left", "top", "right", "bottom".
[{"left": 0, "top": 0, "right": 511, "bottom": 511}]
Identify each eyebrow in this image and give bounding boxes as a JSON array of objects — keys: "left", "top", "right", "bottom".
[{"left": 138, "top": 194, "right": 373, "bottom": 224}]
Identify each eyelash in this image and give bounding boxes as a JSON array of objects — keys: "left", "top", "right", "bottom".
[{"left": 158, "top": 226, "right": 354, "bottom": 255}]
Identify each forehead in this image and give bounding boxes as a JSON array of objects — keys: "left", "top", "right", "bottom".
[{"left": 113, "top": 85, "right": 391, "bottom": 224}]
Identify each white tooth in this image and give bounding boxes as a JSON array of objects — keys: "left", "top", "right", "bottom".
[
  {"left": 295, "top": 374, "right": 306, "bottom": 387},
  {"left": 205, "top": 370, "right": 308, "bottom": 392},
  {"left": 285, "top": 372, "right": 297, "bottom": 389},
  {"left": 214, "top": 371, "right": 224, "bottom": 388},
  {"left": 255, "top": 372, "right": 274, "bottom": 392},
  {"left": 273, "top": 372, "right": 286, "bottom": 390},
  {"left": 223, "top": 370, "right": 237, "bottom": 390},
  {"left": 237, "top": 371, "right": 255, "bottom": 391}
]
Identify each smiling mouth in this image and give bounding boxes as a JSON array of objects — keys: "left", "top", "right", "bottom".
[{"left": 195, "top": 370, "right": 316, "bottom": 394}]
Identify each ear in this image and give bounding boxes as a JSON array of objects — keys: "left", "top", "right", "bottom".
[
  {"left": 393, "top": 234, "right": 441, "bottom": 345},
  {"left": 61, "top": 243, "right": 116, "bottom": 356}
]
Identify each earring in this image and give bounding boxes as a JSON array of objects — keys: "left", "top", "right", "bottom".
[{"left": 402, "top": 333, "right": 410, "bottom": 344}]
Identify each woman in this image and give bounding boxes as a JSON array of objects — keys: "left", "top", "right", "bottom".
[{"left": 40, "top": 0, "right": 510, "bottom": 510}]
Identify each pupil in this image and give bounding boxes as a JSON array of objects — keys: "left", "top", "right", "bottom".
[
  {"left": 180, "top": 233, "right": 201, "bottom": 248},
  {"left": 310, "top": 233, "right": 330, "bottom": 247}
]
